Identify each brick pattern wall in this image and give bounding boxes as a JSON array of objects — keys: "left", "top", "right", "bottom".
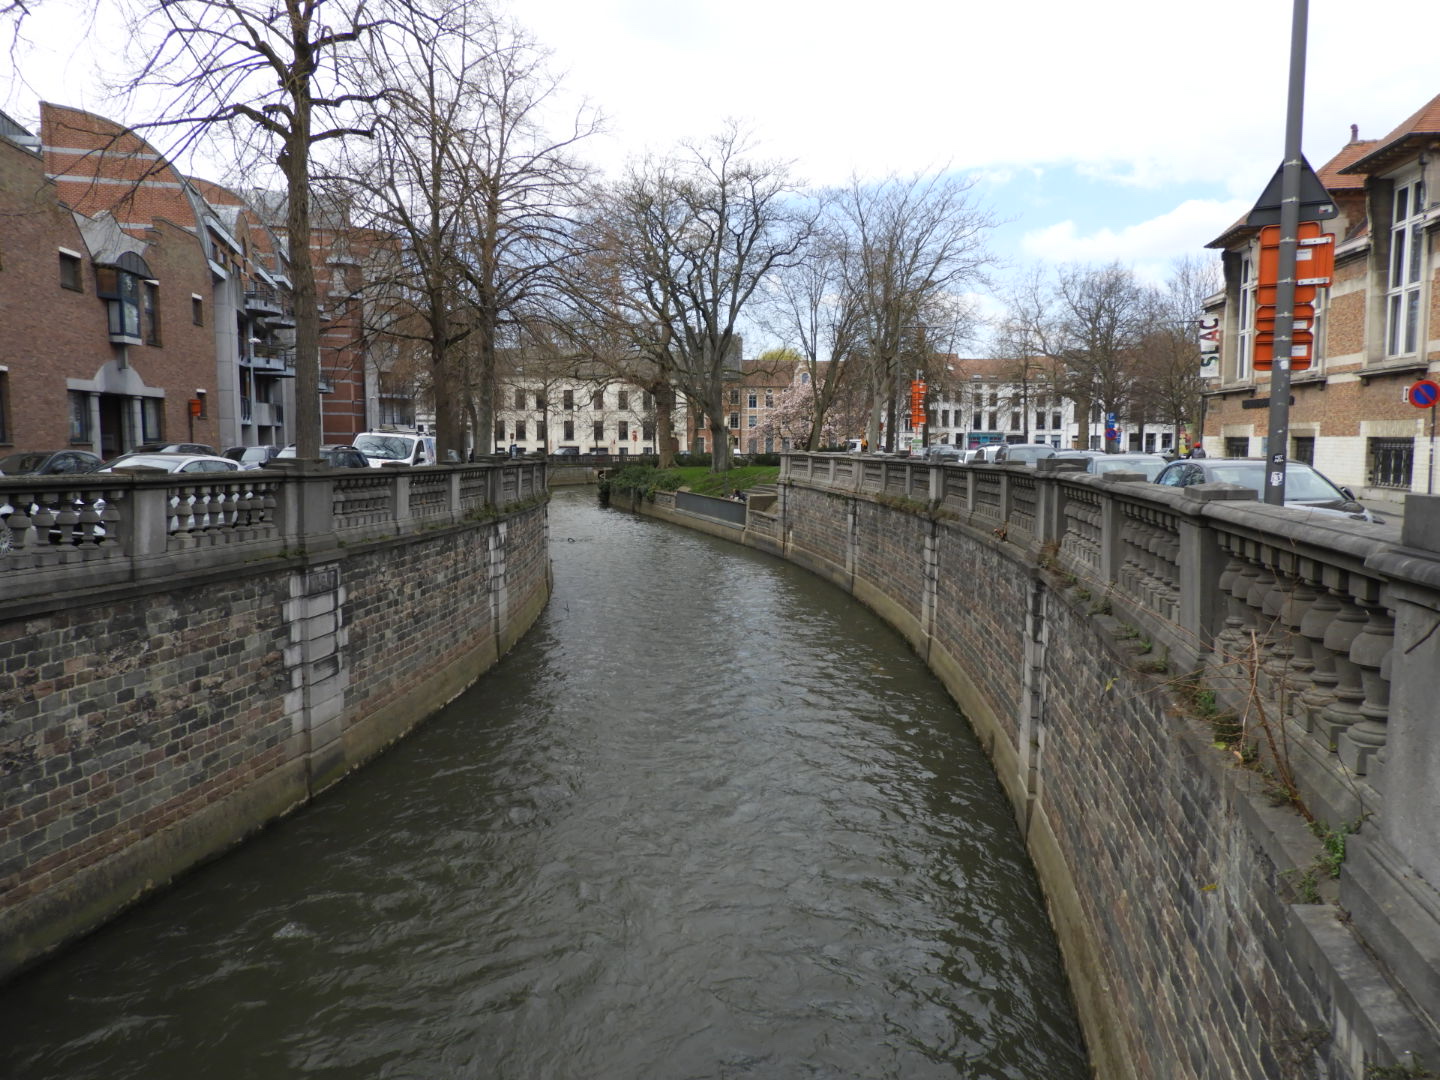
[
  {"left": 0, "top": 503, "right": 549, "bottom": 976},
  {"left": 933, "top": 527, "right": 1027, "bottom": 744},
  {"left": 0, "top": 574, "right": 292, "bottom": 914},
  {"left": 1038, "top": 589, "right": 1322, "bottom": 1079}
]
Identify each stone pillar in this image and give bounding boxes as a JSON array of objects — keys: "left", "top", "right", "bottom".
[{"left": 1365, "top": 495, "right": 1440, "bottom": 878}]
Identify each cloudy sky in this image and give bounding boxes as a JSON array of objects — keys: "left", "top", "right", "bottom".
[{"left": 7, "top": 0, "right": 1436, "bottom": 292}]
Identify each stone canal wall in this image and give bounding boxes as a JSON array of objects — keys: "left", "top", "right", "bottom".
[
  {"left": 0, "top": 462, "right": 550, "bottom": 979},
  {"left": 618, "top": 455, "right": 1440, "bottom": 1080}
]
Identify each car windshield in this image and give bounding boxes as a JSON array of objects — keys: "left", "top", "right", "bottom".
[
  {"left": 0, "top": 453, "right": 49, "bottom": 474},
  {"left": 353, "top": 434, "right": 413, "bottom": 460},
  {"left": 1207, "top": 462, "right": 1344, "bottom": 501},
  {"left": 107, "top": 454, "right": 183, "bottom": 470},
  {"left": 1093, "top": 457, "right": 1166, "bottom": 481},
  {"left": 239, "top": 447, "right": 273, "bottom": 463}
]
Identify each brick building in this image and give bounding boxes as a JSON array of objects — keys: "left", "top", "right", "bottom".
[
  {"left": 1203, "top": 94, "right": 1440, "bottom": 510},
  {"left": 1, "top": 101, "right": 386, "bottom": 462}
]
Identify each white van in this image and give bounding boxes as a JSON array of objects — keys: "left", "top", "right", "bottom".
[{"left": 352, "top": 431, "right": 437, "bottom": 468}]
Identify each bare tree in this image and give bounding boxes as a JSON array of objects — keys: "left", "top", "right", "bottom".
[
  {"left": 833, "top": 171, "right": 994, "bottom": 451},
  {"left": 1132, "top": 255, "right": 1222, "bottom": 448},
  {"left": 588, "top": 124, "right": 812, "bottom": 472},
  {"left": 116, "top": 0, "right": 403, "bottom": 460},
  {"left": 331, "top": 5, "right": 596, "bottom": 460},
  {"left": 762, "top": 221, "right": 865, "bottom": 449}
]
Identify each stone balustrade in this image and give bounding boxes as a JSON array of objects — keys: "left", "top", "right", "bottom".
[{"left": 1, "top": 461, "right": 545, "bottom": 604}]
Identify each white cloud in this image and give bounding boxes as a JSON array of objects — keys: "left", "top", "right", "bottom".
[{"left": 1018, "top": 198, "right": 1250, "bottom": 276}]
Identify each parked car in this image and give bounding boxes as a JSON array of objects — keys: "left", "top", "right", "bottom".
[
  {"left": 129, "top": 442, "right": 219, "bottom": 457},
  {"left": 923, "top": 444, "right": 964, "bottom": 463},
  {"left": 551, "top": 446, "right": 581, "bottom": 457},
  {"left": 969, "top": 445, "right": 1006, "bottom": 463},
  {"left": 0, "top": 450, "right": 103, "bottom": 476},
  {"left": 1152, "top": 458, "right": 1382, "bottom": 522},
  {"left": 275, "top": 444, "right": 371, "bottom": 469},
  {"left": 1086, "top": 453, "right": 1169, "bottom": 481},
  {"left": 224, "top": 444, "right": 283, "bottom": 469},
  {"left": 995, "top": 443, "right": 1058, "bottom": 466},
  {"left": 352, "top": 431, "right": 437, "bottom": 467},
  {"left": 100, "top": 452, "right": 240, "bottom": 474}
]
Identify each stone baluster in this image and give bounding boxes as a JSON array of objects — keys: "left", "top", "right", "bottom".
[
  {"left": 1245, "top": 560, "right": 1282, "bottom": 676},
  {"left": 53, "top": 492, "right": 81, "bottom": 550},
  {"left": 1338, "top": 595, "right": 1394, "bottom": 779},
  {"left": 1215, "top": 551, "right": 1249, "bottom": 671},
  {"left": 95, "top": 486, "right": 122, "bottom": 554},
  {"left": 1261, "top": 565, "right": 1297, "bottom": 681},
  {"left": 1316, "top": 587, "right": 1368, "bottom": 751},
  {"left": 30, "top": 496, "right": 57, "bottom": 548},
  {"left": 1223, "top": 556, "right": 1264, "bottom": 685},
  {"left": 1279, "top": 574, "right": 1321, "bottom": 720}
]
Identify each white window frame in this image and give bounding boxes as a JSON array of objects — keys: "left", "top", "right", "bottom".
[
  {"left": 1386, "top": 170, "right": 1427, "bottom": 358},
  {"left": 1237, "top": 252, "right": 1255, "bottom": 380}
]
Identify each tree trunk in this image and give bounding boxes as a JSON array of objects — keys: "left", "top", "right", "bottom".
[{"left": 286, "top": 115, "right": 321, "bottom": 460}]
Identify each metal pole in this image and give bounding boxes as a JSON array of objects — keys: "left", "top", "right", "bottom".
[{"left": 1263, "top": 0, "right": 1309, "bottom": 505}]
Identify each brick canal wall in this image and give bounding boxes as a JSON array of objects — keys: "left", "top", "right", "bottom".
[
  {"left": 622, "top": 455, "right": 1440, "bottom": 1080},
  {"left": 0, "top": 463, "right": 550, "bottom": 979}
]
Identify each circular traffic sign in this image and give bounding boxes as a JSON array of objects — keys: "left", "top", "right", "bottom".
[{"left": 1410, "top": 380, "right": 1440, "bottom": 408}]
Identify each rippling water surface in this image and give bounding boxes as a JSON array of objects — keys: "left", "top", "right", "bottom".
[{"left": 3, "top": 489, "right": 1088, "bottom": 1079}]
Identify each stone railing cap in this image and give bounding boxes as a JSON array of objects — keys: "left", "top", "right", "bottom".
[{"left": 1182, "top": 482, "right": 1258, "bottom": 502}]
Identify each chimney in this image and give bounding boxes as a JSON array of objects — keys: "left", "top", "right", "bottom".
[{"left": 1351, "top": 123, "right": 1359, "bottom": 142}]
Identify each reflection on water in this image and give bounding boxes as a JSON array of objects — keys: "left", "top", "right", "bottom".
[{"left": 1, "top": 489, "right": 1087, "bottom": 1079}]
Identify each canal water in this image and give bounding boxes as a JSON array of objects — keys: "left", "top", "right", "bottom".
[{"left": 2, "top": 489, "right": 1088, "bottom": 1079}]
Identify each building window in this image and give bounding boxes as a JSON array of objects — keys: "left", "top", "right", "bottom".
[
  {"left": 1225, "top": 436, "right": 1249, "bottom": 459},
  {"left": 514, "top": 420, "right": 526, "bottom": 441},
  {"left": 748, "top": 437, "right": 757, "bottom": 454},
  {"left": 592, "top": 390, "right": 604, "bottom": 409},
  {"left": 143, "top": 281, "right": 161, "bottom": 345},
  {"left": 515, "top": 388, "right": 526, "bottom": 409},
  {"left": 1009, "top": 410, "right": 1020, "bottom": 431},
  {"left": 564, "top": 389, "right": 575, "bottom": 410},
  {"left": 728, "top": 412, "right": 739, "bottom": 429},
  {"left": 1292, "top": 436, "right": 1315, "bottom": 465},
  {"left": 972, "top": 411, "right": 982, "bottom": 429},
  {"left": 1237, "top": 253, "right": 1254, "bottom": 379},
  {"left": 1369, "top": 437, "right": 1414, "bottom": 489},
  {"left": 95, "top": 265, "right": 142, "bottom": 341},
  {"left": 593, "top": 420, "right": 603, "bottom": 441},
  {"left": 59, "top": 251, "right": 83, "bottom": 291},
  {"left": 192, "top": 295, "right": 204, "bottom": 326},
  {"left": 643, "top": 422, "right": 655, "bottom": 441},
  {"left": 537, "top": 422, "right": 547, "bottom": 443},
  {"left": 1035, "top": 410, "right": 1045, "bottom": 430},
  {"left": 495, "top": 421, "right": 506, "bottom": 446},
  {"left": 563, "top": 419, "right": 575, "bottom": 440},
  {"left": 986, "top": 412, "right": 996, "bottom": 431},
  {"left": 69, "top": 391, "right": 91, "bottom": 441},
  {"left": 644, "top": 391, "right": 653, "bottom": 410},
  {"left": 1386, "top": 175, "right": 1426, "bottom": 357},
  {"left": 618, "top": 390, "right": 629, "bottom": 410},
  {"left": 729, "top": 389, "right": 740, "bottom": 405},
  {"left": 141, "top": 397, "right": 164, "bottom": 442},
  {"left": 747, "top": 414, "right": 757, "bottom": 428},
  {"left": 617, "top": 420, "right": 628, "bottom": 440},
  {"left": 800, "top": 373, "right": 810, "bottom": 385},
  {"left": 747, "top": 392, "right": 757, "bottom": 408},
  {"left": 1052, "top": 412, "right": 1062, "bottom": 430}
]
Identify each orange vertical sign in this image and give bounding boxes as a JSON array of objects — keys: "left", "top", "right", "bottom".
[{"left": 909, "top": 380, "right": 927, "bottom": 427}]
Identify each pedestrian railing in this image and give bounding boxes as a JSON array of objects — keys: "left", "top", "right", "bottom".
[{"left": 1, "top": 460, "right": 545, "bottom": 601}]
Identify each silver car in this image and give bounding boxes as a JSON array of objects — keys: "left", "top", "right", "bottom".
[{"left": 1153, "top": 458, "right": 1380, "bottom": 522}]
